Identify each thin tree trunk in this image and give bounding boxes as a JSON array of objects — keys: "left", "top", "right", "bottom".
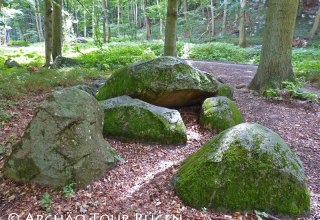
[
  {"left": 52, "top": 0, "right": 62, "bottom": 61},
  {"left": 239, "top": 0, "right": 247, "bottom": 48},
  {"left": 102, "top": 0, "right": 108, "bottom": 43},
  {"left": 157, "top": 0, "right": 163, "bottom": 39},
  {"left": 249, "top": 0, "right": 299, "bottom": 91},
  {"left": 143, "top": 0, "right": 151, "bottom": 40},
  {"left": 308, "top": 7, "right": 320, "bottom": 39},
  {"left": 210, "top": 0, "right": 215, "bottom": 36},
  {"left": 222, "top": 0, "right": 228, "bottom": 34},
  {"left": 44, "top": 0, "right": 53, "bottom": 66},
  {"left": 117, "top": 0, "right": 121, "bottom": 36},
  {"left": 92, "top": 0, "right": 96, "bottom": 39},
  {"left": 164, "top": 0, "right": 178, "bottom": 56},
  {"left": 36, "top": 0, "right": 44, "bottom": 41},
  {"left": 84, "top": 10, "right": 87, "bottom": 37}
]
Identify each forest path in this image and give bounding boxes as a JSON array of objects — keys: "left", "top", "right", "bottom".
[{"left": 0, "top": 60, "right": 319, "bottom": 219}]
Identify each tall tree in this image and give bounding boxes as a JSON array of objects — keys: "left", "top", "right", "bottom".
[
  {"left": 52, "top": 0, "right": 63, "bottom": 61},
  {"left": 102, "top": 0, "right": 109, "bottom": 43},
  {"left": 222, "top": 0, "right": 228, "bottom": 34},
  {"left": 239, "top": 0, "right": 247, "bottom": 47},
  {"left": 308, "top": 7, "right": 320, "bottom": 39},
  {"left": 210, "top": 0, "right": 215, "bottom": 36},
  {"left": 164, "top": 0, "right": 178, "bottom": 56},
  {"left": 249, "top": 0, "right": 299, "bottom": 91},
  {"left": 44, "top": 0, "right": 53, "bottom": 66}
]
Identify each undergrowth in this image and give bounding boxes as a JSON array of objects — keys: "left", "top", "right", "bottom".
[{"left": 0, "top": 67, "right": 109, "bottom": 98}]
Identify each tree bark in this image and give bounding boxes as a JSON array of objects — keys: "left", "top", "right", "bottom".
[
  {"left": 143, "top": 0, "right": 151, "bottom": 40},
  {"left": 249, "top": 0, "right": 299, "bottom": 92},
  {"left": 210, "top": 0, "right": 215, "bottom": 36},
  {"left": 52, "top": 0, "right": 63, "bottom": 61},
  {"left": 239, "top": 0, "right": 247, "bottom": 48},
  {"left": 222, "top": 0, "right": 228, "bottom": 34},
  {"left": 102, "top": 0, "right": 109, "bottom": 43},
  {"left": 164, "top": 0, "right": 178, "bottom": 56},
  {"left": 84, "top": 10, "right": 87, "bottom": 37},
  {"left": 308, "top": 7, "right": 320, "bottom": 39},
  {"left": 44, "top": 0, "right": 53, "bottom": 67}
]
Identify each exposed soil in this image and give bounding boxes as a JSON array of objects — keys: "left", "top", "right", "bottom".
[{"left": 0, "top": 61, "right": 319, "bottom": 220}]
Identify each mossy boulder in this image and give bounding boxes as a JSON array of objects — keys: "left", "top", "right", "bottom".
[
  {"left": 96, "top": 56, "right": 232, "bottom": 108},
  {"left": 100, "top": 96, "right": 187, "bottom": 145},
  {"left": 200, "top": 96, "right": 243, "bottom": 132},
  {"left": 3, "top": 88, "right": 118, "bottom": 187},
  {"left": 175, "top": 123, "right": 310, "bottom": 216},
  {"left": 52, "top": 56, "right": 80, "bottom": 69}
]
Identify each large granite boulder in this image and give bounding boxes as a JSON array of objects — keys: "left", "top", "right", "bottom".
[
  {"left": 96, "top": 56, "right": 233, "bottom": 108},
  {"left": 4, "top": 88, "right": 118, "bottom": 187},
  {"left": 100, "top": 96, "right": 187, "bottom": 144},
  {"left": 175, "top": 123, "right": 310, "bottom": 216},
  {"left": 200, "top": 96, "right": 243, "bottom": 132}
]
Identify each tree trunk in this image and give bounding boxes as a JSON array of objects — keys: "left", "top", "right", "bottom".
[
  {"left": 164, "top": 0, "right": 178, "bottom": 56},
  {"left": 117, "top": 0, "right": 121, "bottom": 36},
  {"left": 210, "top": 0, "right": 215, "bottom": 36},
  {"left": 36, "top": 0, "right": 44, "bottom": 41},
  {"left": 239, "top": 0, "right": 247, "bottom": 48},
  {"left": 249, "top": 0, "right": 299, "bottom": 92},
  {"left": 44, "top": 0, "right": 53, "bottom": 66},
  {"left": 92, "top": 0, "right": 96, "bottom": 39},
  {"left": 308, "top": 7, "right": 320, "bottom": 39},
  {"left": 143, "top": 0, "right": 151, "bottom": 40},
  {"left": 52, "top": 0, "right": 63, "bottom": 61},
  {"left": 102, "top": 0, "right": 109, "bottom": 43},
  {"left": 84, "top": 11, "right": 87, "bottom": 37},
  {"left": 222, "top": 0, "right": 228, "bottom": 34},
  {"left": 157, "top": 0, "right": 163, "bottom": 39}
]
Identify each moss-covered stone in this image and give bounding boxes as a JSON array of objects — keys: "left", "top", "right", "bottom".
[
  {"left": 100, "top": 96, "right": 187, "bottom": 145},
  {"left": 174, "top": 123, "right": 310, "bottom": 216},
  {"left": 200, "top": 96, "right": 243, "bottom": 132},
  {"left": 4, "top": 88, "right": 118, "bottom": 187},
  {"left": 96, "top": 56, "right": 232, "bottom": 107},
  {"left": 216, "top": 84, "right": 234, "bottom": 99}
]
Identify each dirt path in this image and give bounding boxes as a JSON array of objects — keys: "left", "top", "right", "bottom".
[{"left": 0, "top": 61, "right": 319, "bottom": 219}]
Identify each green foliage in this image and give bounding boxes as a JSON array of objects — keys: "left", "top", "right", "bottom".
[
  {"left": 282, "top": 81, "right": 318, "bottom": 101},
  {"left": 0, "top": 67, "right": 108, "bottom": 98},
  {"left": 293, "top": 49, "right": 320, "bottom": 88},
  {"left": 62, "top": 183, "right": 75, "bottom": 198},
  {"left": 0, "top": 100, "right": 15, "bottom": 122},
  {"left": 8, "top": 40, "right": 30, "bottom": 47},
  {"left": 40, "top": 192, "right": 53, "bottom": 212},
  {"left": 263, "top": 88, "right": 282, "bottom": 100},
  {"left": 79, "top": 43, "right": 156, "bottom": 70},
  {"left": 263, "top": 81, "right": 318, "bottom": 102},
  {"left": 188, "top": 42, "right": 251, "bottom": 63}
]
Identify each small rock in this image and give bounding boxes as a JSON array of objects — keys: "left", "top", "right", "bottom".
[{"left": 5, "top": 59, "right": 20, "bottom": 68}]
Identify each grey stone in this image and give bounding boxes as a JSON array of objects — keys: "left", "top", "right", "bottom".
[
  {"left": 100, "top": 96, "right": 187, "bottom": 145},
  {"left": 3, "top": 88, "right": 118, "bottom": 187},
  {"left": 96, "top": 56, "right": 233, "bottom": 107}
]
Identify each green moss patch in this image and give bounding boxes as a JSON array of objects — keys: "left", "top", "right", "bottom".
[
  {"left": 175, "top": 123, "right": 310, "bottom": 216},
  {"left": 200, "top": 96, "right": 243, "bottom": 132},
  {"left": 100, "top": 96, "right": 187, "bottom": 145},
  {"left": 96, "top": 56, "right": 226, "bottom": 108}
]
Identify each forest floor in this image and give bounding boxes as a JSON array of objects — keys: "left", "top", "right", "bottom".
[{"left": 0, "top": 61, "right": 319, "bottom": 220}]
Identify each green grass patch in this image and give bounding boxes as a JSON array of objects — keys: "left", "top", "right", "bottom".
[
  {"left": 0, "top": 67, "right": 110, "bottom": 98},
  {"left": 78, "top": 42, "right": 157, "bottom": 70}
]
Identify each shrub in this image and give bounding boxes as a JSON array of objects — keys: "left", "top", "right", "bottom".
[
  {"left": 79, "top": 42, "right": 156, "bottom": 70},
  {"left": 8, "top": 40, "right": 30, "bottom": 47},
  {"left": 188, "top": 42, "right": 252, "bottom": 63}
]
